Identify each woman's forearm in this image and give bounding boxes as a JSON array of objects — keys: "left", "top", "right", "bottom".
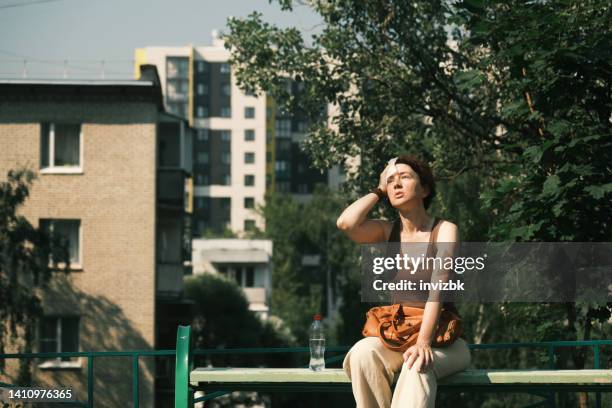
[
  {"left": 417, "top": 301, "right": 443, "bottom": 345},
  {"left": 336, "top": 193, "right": 380, "bottom": 230}
]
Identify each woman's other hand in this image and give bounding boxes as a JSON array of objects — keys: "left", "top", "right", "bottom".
[{"left": 402, "top": 342, "right": 434, "bottom": 373}]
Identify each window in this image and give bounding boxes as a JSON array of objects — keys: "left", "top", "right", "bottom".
[
  {"left": 277, "top": 139, "right": 291, "bottom": 154},
  {"left": 196, "top": 197, "right": 204, "bottom": 209},
  {"left": 275, "top": 119, "right": 291, "bottom": 137},
  {"left": 220, "top": 63, "right": 231, "bottom": 74},
  {"left": 197, "top": 129, "right": 209, "bottom": 142},
  {"left": 40, "top": 123, "right": 82, "bottom": 172},
  {"left": 221, "top": 83, "right": 231, "bottom": 96},
  {"left": 195, "top": 174, "right": 203, "bottom": 185},
  {"left": 167, "top": 57, "right": 188, "bottom": 78},
  {"left": 221, "top": 152, "right": 231, "bottom": 165},
  {"left": 298, "top": 184, "right": 309, "bottom": 194},
  {"left": 197, "top": 152, "right": 209, "bottom": 164},
  {"left": 244, "top": 107, "right": 255, "bottom": 119},
  {"left": 40, "top": 219, "right": 81, "bottom": 266},
  {"left": 266, "top": 151, "right": 272, "bottom": 162},
  {"left": 244, "top": 152, "right": 255, "bottom": 164},
  {"left": 277, "top": 181, "right": 290, "bottom": 192},
  {"left": 223, "top": 174, "right": 231, "bottom": 186},
  {"left": 244, "top": 219, "right": 256, "bottom": 232},
  {"left": 245, "top": 266, "right": 255, "bottom": 287},
  {"left": 197, "top": 61, "right": 206, "bottom": 73},
  {"left": 244, "top": 129, "right": 255, "bottom": 141},
  {"left": 244, "top": 174, "right": 255, "bottom": 186},
  {"left": 39, "top": 316, "right": 79, "bottom": 363},
  {"left": 197, "top": 107, "right": 205, "bottom": 118},
  {"left": 275, "top": 160, "right": 289, "bottom": 172},
  {"left": 221, "top": 106, "right": 231, "bottom": 118},
  {"left": 220, "top": 130, "right": 231, "bottom": 142},
  {"left": 197, "top": 84, "right": 208, "bottom": 95},
  {"left": 244, "top": 197, "right": 255, "bottom": 209}
]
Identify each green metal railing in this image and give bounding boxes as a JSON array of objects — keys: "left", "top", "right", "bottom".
[{"left": 1, "top": 334, "right": 611, "bottom": 407}]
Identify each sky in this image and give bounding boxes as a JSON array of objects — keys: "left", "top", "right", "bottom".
[{"left": 0, "top": 0, "right": 323, "bottom": 79}]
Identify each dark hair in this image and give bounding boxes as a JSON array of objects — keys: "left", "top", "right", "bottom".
[{"left": 394, "top": 155, "right": 436, "bottom": 209}]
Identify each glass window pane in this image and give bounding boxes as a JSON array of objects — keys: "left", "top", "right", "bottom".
[
  {"left": 61, "top": 317, "right": 79, "bottom": 359},
  {"left": 245, "top": 266, "right": 255, "bottom": 287},
  {"left": 40, "top": 317, "right": 58, "bottom": 353},
  {"left": 40, "top": 123, "right": 50, "bottom": 168},
  {"left": 54, "top": 124, "right": 80, "bottom": 167},
  {"left": 244, "top": 220, "right": 256, "bottom": 232},
  {"left": 244, "top": 130, "right": 255, "bottom": 141},
  {"left": 221, "top": 152, "right": 231, "bottom": 165},
  {"left": 235, "top": 267, "right": 243, "bottom": 285},
  {"left": 54, "top": 220, "right": 80, "bottom": 264}
]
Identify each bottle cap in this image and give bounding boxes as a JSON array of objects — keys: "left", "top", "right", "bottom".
[{"left": 313, "top": 314, "right": 322, "bottom": 321}]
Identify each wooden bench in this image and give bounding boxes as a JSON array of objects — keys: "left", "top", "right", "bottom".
[{"left": 174, "top": 325, "right": 612, "bottom": 407}]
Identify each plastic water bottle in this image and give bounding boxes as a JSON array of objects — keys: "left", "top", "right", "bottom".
[{"left": 309, "top": 314, "right": 325, "bottom": 371}]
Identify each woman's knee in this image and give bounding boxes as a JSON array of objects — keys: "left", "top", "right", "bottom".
[{"left": 343, "top": 337, "right": 386, "bottom": 372}]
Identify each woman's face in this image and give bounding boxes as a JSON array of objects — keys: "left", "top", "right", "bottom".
[{"left": 385, "top": 163, "right": 429, "bottom": 208}]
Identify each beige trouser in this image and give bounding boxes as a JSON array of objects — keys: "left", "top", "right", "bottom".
[{"left": 342, "top": 337, "right": 471, "bottom": 408}]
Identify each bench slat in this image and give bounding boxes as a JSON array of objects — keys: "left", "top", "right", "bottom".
[{"left": 190, "top": 368, "right": 612, "bottom": 387}]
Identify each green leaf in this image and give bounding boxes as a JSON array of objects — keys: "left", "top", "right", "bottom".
[
  {"left": 523, "top": 145, "right": 544, "bottom": 163},
  {"left": 584, "top": 183, "right": 612, "bottom": 199},
  {"left": 542, "top": 174, "right": 561, "bottom": 197}
]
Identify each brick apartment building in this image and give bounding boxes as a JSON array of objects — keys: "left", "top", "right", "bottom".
[{"left": 0, "top": 65, "right": 192, "bottom": 407}]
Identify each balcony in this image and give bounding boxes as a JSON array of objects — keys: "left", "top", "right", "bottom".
[
  {"left": 243, "top": 287, "right": 267, "bottom": 305},
  {"left": 157, "top": 263, "right": 184, "bottom": 299},
  {"left": 157, "top": 169, "right": 186, "bottom": 209}
]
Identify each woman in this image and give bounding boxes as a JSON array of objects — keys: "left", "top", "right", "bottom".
[{"left": 336, "top": 155, "right": 471, "bottom": 408}]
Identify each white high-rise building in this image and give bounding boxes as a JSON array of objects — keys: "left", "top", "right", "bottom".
[{"left": 135, "top": 31, "right": 332, "bottom": 237}]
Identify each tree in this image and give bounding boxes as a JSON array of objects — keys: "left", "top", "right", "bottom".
[
  {"left": 259, "top": 186, "right": 360, "bottom": 344},
  {"left": 0, "top": 168, "right": 67, "bottom": 383},
  {"left": 226, "top": 2, "right": 611, "bottom": 405},
  {"left": 184, "top": 273, "right": 294, "bottom": 363}
]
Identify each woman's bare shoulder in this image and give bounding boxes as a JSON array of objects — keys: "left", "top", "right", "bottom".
[{"left": 436, "top": 219, "right": 460, "bottom": 242}]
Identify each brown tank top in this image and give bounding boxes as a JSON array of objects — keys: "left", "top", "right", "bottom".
[{"left": 387, "top": 217, "right": 458, "bottom": 313}]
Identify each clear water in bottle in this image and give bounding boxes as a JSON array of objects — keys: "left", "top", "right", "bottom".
[
  {"left": 309, "top": 338, "right": 326, "bottom": 371},
  {"left": 309, "top": 314, "right": 325, "bottom": 371}
]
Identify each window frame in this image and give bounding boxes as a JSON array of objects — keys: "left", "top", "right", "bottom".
[
  {"left": 244, "top": 107, "right": 255, "bottom": 119},
  {"left": 244, "top": 152, "right": 255, "bottom": 164},
  {"left": 40, "top": 123, "right": 84, "bottom": 174},
  {"left": 244, "top": 197, "right": 255, "bottom": 209},
  {"left": 38, "top": 315, "right": 81, "bottom": 370},
  {"left": 40, "top": 218, "right": 83, "bottom": 270},
  {"left": 244, "top": 174, "right": 255, "bottom": 187}
]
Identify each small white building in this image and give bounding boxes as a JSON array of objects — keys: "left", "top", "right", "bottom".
[{"left": 192, "top": 239, "right": 272, "bottom": 319}]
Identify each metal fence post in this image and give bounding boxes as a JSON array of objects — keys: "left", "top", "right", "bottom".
[
  {"left": 87, "top": 353, "right": 94, "bottom": 408},
  {"left": 133, "top": 353, "right": 140, "bottom": 408}
]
